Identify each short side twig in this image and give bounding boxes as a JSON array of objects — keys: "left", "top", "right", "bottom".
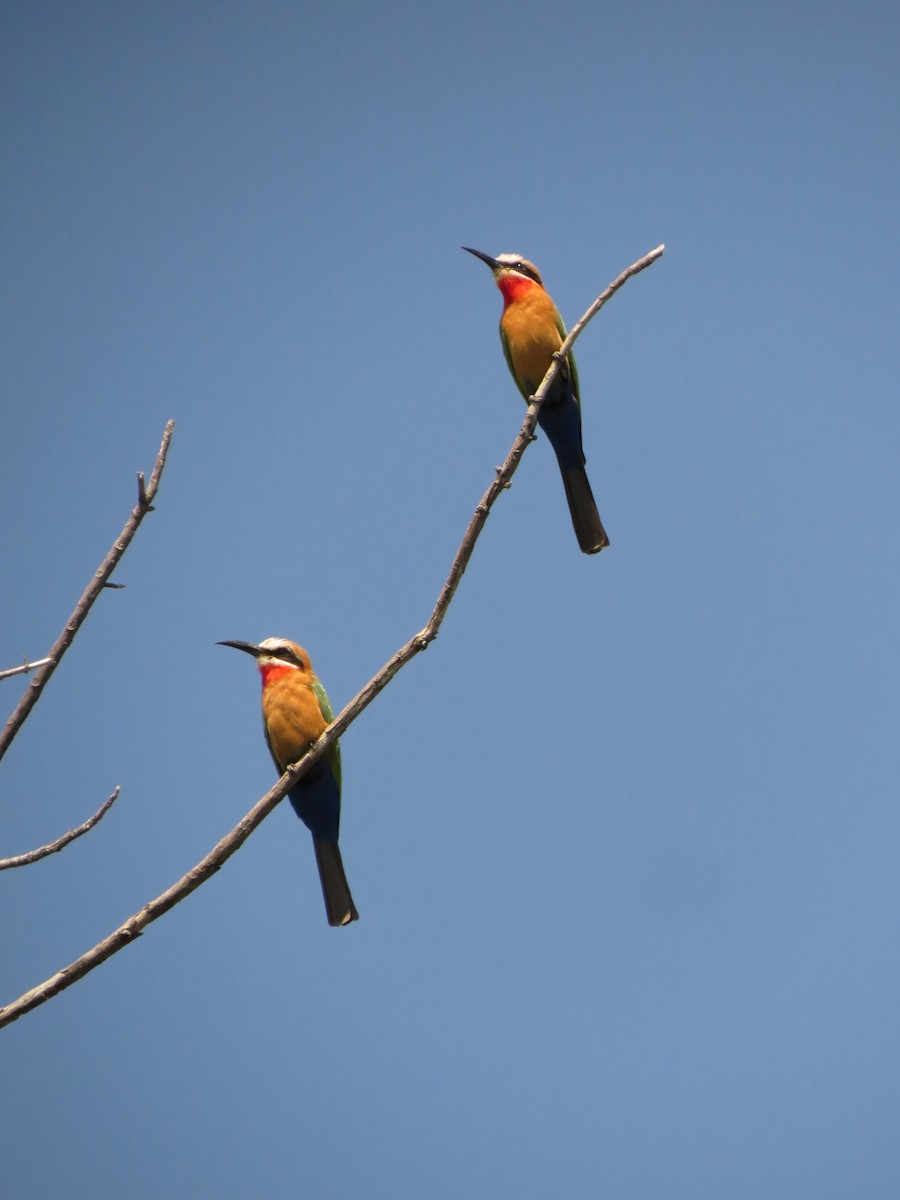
[
  {"left": 0, "top": 422, "right": 175, "bottom": 766},
  {"left": 0, "top": 246, "right": 664, "bottom": 1030},
  {"left": 0, "top": 658, "right": 52, "bottom": 683},
  {"left": 0, "top": 788, "right": 121, "bottom": 870}
]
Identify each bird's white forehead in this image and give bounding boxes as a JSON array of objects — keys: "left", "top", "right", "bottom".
[
  {"left": 259, "top": 636, "right": 293, "bottom": 652},
  {"left": 495, "top": 252, "right": 524, "bottom": 265}
]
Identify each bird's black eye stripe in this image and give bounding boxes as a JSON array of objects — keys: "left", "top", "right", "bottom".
[
  {"left": 514, "top": 261, "right": 540, "bottom": 283},
  {"left": 277, "top": 647, "right": 303, "bottom": 667}
]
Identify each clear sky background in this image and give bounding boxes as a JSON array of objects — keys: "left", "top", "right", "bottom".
[{"left": 2, "top": 2, "right": 898, "bottom": 1197}]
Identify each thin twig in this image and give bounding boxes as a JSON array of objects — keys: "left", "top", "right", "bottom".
[
  {"left": 0, "top": 247, "right": 663, "bottom": 1029},
  {"left": 0, "top": 422, "right": 175, "bottom": 766},
  {"left": 0, "top": 788, "right": 121, "bottom": 870},
  {"left": 0, "top": 658, "right": 52, "bottom": 683}
]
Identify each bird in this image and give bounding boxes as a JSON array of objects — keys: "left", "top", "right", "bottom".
[
  {"left": 218, "top": 636, "right": 358, "bottom": 926},
  {"left": 462, "top": 247, "right": 609, "bottom": 554}
]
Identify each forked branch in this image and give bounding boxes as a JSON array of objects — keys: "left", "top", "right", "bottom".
[{"left": 0, "top": 421, "right": 175, "bottom": 766}]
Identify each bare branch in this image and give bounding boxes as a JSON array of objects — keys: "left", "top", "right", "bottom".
[
  {"left": 0, "top": 788, "right": 121, "bottom": 870},
  {"left": 561, "top": 244, "right": 666, "bottom": 350},
  {"left": 0, "top": 658, "right": 52, "bottom": 683},
  {"left": 0, "top": 422, "right": 175, "bottom": 766},
  {"left": 0, "top": 247, "right": 663, "bottom": 1030}
]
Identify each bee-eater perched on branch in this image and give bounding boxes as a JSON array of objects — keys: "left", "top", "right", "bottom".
[
  {"left": 219, "top": 637, "right": 358, "bottom": 927},
  {"left": 463, "top": 247, "right": 609, "bottom": 555}
]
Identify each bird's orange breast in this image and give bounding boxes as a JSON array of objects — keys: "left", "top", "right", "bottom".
[
  {"left": 501, "top": 288, "right": 564, "bottom": 394},
  {"left": 262, "top": 672, "right": 327, "bottom": 770}
]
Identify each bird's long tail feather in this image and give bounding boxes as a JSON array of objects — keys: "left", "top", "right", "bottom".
[
  {"left": 561, "top": 465, "right": 610, "bottom": 555},
  {"left": 314, "top": 840, "right": 359, "bottom": 926}
]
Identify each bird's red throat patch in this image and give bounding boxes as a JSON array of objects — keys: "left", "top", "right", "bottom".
[
  {"left": 258, "top": 662, "right": 296, "bottom": 688},
  {"left": 496, "top": 272, "right": 539, "bottom": 306}
]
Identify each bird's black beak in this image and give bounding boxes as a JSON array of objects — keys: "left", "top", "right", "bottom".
[
  {"left": 218, "top": 639, "right": 264, "bottom": 658},
  {"left": 462, "top": 246, "right": 500, "bottom": 271}
]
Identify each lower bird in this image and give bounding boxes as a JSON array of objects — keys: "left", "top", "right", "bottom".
[
  {"left": 219, "top": 636, "right": 358, "bottom": 926},
  {"left": 463, "top": 246, "right": 609, "bottom": 554}
]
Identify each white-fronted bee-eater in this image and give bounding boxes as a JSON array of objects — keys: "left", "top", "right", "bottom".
[
  {"left": 463, "top": 247, "right": 609, "bottom": 554},
  {"left": 219, "top": 637, "right": 358, "bottom": 927}
]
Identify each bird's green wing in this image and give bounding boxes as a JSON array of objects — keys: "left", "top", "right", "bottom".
[
  {"left": 312, "top": 678, "right": 342, "bottom": 789},
  {"left": 554, "top": 307, "right": 580, "bottom": 409},
  {"left": 312, "top": 678, "right": 334, "bottom": 722}
]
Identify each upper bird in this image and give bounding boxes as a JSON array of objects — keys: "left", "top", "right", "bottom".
[
  {"left": 463, "top": 247, "right": 609, "bottom": 554},
  {"left": 219, "top": 636, "right": 358, "bottom": 927}
]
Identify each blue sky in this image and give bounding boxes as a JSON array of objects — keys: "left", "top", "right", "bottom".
[{"left": 2, "top": 2, "right": 898, "bottom": 1196}]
